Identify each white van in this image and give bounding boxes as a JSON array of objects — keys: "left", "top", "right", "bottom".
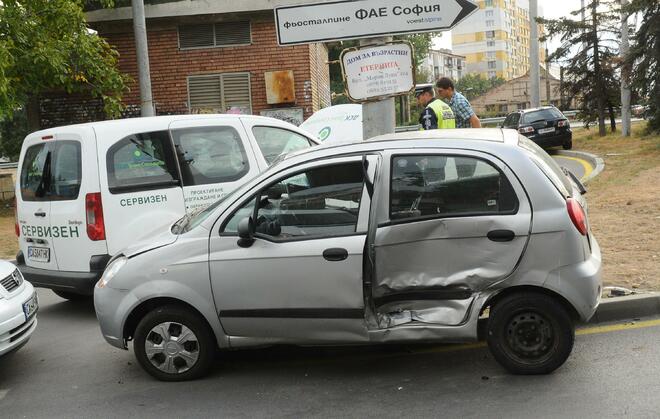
[{"left": 14, "top": 115, "right": 317, "bottom": 300}]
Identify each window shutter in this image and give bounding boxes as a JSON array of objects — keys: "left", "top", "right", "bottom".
[
  {"left": 214, "top": 21, "right": 251, "bottom": 46},
  {"left": 178, "top": 24, "right": 215, "bottom": 49},
  {"left": 188, "top": 75, "right": 222, "bottom": 110},
  {"left": 221, "top": 73, "right": 252, "bottom": 113}
]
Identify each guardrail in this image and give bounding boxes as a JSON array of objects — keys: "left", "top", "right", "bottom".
[{"left": 0, "top": 162, "right": 18, "bottom": 169}]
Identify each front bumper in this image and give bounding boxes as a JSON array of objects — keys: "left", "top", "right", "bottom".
[
  {"left": 0, "top": 282, "right": 38, "bottom": 357},
  {"left": 94, "top": 284, "right": 135, "bottom": 350}
]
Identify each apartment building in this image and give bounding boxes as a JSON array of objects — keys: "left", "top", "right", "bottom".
[
  {"left": 451, "top": 0, "right": 546, "bottom": 80},
  {"left": 420, "top": 49, "right": 466, "bottom": 83}
]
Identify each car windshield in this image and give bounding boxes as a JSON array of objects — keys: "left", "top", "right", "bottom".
[
  {"left": 522, "top": 108, "right": 564, "bottom": 124},
  {"left": 175, "top": 187, "right": 243, "bottom": 234}
]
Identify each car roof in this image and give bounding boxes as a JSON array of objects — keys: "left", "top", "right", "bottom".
[
  {"left": 278, "top": 128, "right": 521, "bottom": 164},
  {"left": 517, "top": 106, "right": 558, "bottom": 114}
]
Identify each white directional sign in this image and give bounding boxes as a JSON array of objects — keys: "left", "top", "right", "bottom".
[
  {"left": 275, "top": 0, "right": 478, "bottom": 45},
  {"left": 341, "top": 43, "right": 415, "bottom": 101}
]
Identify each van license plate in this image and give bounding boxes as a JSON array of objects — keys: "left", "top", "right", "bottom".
[
  {"left": 28, "top": 247, "right": 50, "bottom": 263},
  {"left": 23, "top": 292, "right": 39, "bottom": 320},
  {"left": 538, "top": 127, "right": 555, "bottom": 134}
]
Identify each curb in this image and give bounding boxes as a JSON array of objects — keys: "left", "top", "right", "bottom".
[
  {"left": 554, "top": 149, "right": 605, "bottom": 184},
  {"left": 588, "top": 294, "right": 660, "bottom": 324}
]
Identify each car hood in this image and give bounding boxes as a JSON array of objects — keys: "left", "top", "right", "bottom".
[{"left": 121, "top": 222, "right": 179, "bottom": 259}]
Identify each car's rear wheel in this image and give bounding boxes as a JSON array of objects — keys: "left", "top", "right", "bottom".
[
  {"left": 562, "top": 139, "right": 573, "bottom": 150},
  {"left": 53, "top": 290, "right": 91, "bottom": 301},
  {"left": 487, "top": 292, "right": 574, "bottom": 375},
  {"left": 134, "top": 305, "right": 216, "bottom": 381}
]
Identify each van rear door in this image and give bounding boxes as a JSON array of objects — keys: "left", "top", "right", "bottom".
[
  {"left": 48, "top": 130, "right": 108, "bottom": 272},
  {"left": 168, "top": 119, "right": 261, "bottom": 212},
  {"left": 16, "top": 135, "right": 58, "bottom": 271},
  {"left": 99, "top": 129, "right": 186, "bottom": 255}
]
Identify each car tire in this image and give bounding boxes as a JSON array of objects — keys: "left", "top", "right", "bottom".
[
  {"left": 486, "top": 292, "right": 574, "bottom": 375},
  {"left": 53, "top": 290, "right": 91, "bottom": 301},
  {"left": 562, "top": 140, "right": 573, "bottom": 150},
  {"left": 134, "top": 305, "right": 216, "bottom": 381}
]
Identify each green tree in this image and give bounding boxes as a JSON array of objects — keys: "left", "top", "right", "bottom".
[
  {"left": 625, "top": 0, "right": 660, "bottom": 133},
  {"left": 0, "top": 0, "right": 128, "bottom": 134},
  {"left": 540, "top": 0, "right": 621, "bottom": 136},
  {"left": 455, "top": 73, "right": 506, "bottom": 100}
]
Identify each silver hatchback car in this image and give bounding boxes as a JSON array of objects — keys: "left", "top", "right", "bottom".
[{"left": 94, "top": 129, "right": 602, "bottom": 381}]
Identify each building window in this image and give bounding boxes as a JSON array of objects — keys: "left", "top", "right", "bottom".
[
  {"left": 487, "top": 51, "right": 497, "bottom": 59},
  {"left": 486, "top": 30, "right": 495, "bottom": 38},
  {"left": 485, "top": 0, "right": 493, "bottom": 7},
  {"left": 488, "top": 61, "right": 497, "bottom": 69},
  {"left": 486, "top": 10, "right": 494, "bottom": 17},
  {"left": 188, "top": 72, "right": 252, "bottom": 114},
  {"left": 486, "top": 20, "right": 495, "bottom": 27},
  {"left": 178, "top": 21, "right": 251, "bottom": 49},
  {"left": 487, "top": 40, "right": 496, "bottom": 47}
]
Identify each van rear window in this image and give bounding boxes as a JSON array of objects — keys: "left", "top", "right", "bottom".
[
  {"left": 20, "top": 141, "right": 82, "bottom": 202},
  {"left": 107, "top": 131, "right": 180, "bottom": 193}
]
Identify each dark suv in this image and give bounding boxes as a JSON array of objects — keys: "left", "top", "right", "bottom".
[{"left": 502, "top": 106, "right": 572, "bottom": 150}]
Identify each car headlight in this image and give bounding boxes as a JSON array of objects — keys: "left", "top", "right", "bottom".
[{"left": 97, "top": 256, "right": 127, "bottom": 289}]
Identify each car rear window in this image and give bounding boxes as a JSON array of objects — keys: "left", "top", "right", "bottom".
[
  {"left": 518, "top": 136, "right": 572, "bottom": 197},
  {"left": 20, "top": 141, "right": 82, "bottom": 202},
  {"left": 522, "top": 108, "right": 564, "bottom": 123},
  {"left": 252, "top": 126, "right": 313, "bottom": 164},
  {"left": 171, "top": 126, "right": 250, "bottom": 186}
]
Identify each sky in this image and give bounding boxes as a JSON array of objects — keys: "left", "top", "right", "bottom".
[{"left": 433, "top": 0, "right": 583, "bottom": 53}]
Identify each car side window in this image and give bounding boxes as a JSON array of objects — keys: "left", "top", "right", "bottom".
[
  {"left": 107, "top": 131, "right": 180, "bottom": 194},
  {"left": 251, "top": 126, "right": 313, "bottom": 164},
  {"left": 390, "top": 155, "right": 518, "bottom": 222},
  {"left": 171, "top": 126, "right": 250, "bottom": 186},
  {"left": 222, "top": 161, "right": 364, "bottom": 239}
]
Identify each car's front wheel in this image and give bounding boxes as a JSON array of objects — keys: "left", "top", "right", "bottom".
[
  {"left": 134, "top": 305, "right": 216, "bottom": 381},
  {"left": 486, "top": 292, "right": 575, "bottom": 375}
]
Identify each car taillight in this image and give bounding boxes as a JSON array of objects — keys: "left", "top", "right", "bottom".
[
  {"left": 567, "top": 198, "right": 587, "bottom": 236},
  {"left": 86, "top": 193, "right": 106, "bottom": 241},
  {"left": 518, "top": 126, "right": 534, "bottom": 134},
  {"left": 558, "top": 120, "right": 569, "bottom": 128},
  {"left": 14, "top": 198, "right": 19, "bottom": 237}
]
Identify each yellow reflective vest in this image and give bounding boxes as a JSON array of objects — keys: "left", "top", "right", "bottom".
[{"left": 420, "top": 98, "right": 456, "bottom": 130}]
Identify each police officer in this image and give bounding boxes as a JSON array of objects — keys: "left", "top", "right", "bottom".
[{"left": 415, "top": 84, "right": 456, "bottom": 130}]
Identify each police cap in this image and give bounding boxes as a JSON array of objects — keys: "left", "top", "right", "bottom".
[{"left": 414, "top": 84, "right": 434, "bottom": 98}]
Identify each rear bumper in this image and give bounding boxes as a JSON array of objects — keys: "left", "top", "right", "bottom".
[
  {"left": 528, "top": 131, "right": 572, "bottom": 149},
  {"left": 17, "top": 263, "right": 101, "bottom": 295}
]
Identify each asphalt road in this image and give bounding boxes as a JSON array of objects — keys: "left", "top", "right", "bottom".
[
  {"left": 1, "top": 289, "right": 659, "bottom": 418},
  {"left": 551, "top": 153, "right": 590, "bottom": 181}
]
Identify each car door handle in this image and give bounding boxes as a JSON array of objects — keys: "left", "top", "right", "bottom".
[
  {"left": 34, "top": 212, "right": 46, "bottom": 217},
  {"left": 487, "top": 230, "right": 515, "bottom": 242},
  {"left": 323, "top": 248, "right": 348, "bottom": 262}
]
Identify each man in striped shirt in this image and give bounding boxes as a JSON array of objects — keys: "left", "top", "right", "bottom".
[{"left": 435, "top": 77, "right": 482, "bottom": 129}]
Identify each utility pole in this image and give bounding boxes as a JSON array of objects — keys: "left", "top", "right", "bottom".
[
  {"left": 545, "top": 46, "right": 551, "bottom": 105},
  {"left": 620, "top": 0, "right": 631, "bottom": 137},
  {"left": 132, "top": 0, "right": 155, "bottom": 117},
  {"left": 360, "top": 37, "right": 396, "bottom": 140},
  {"left": 529, "top": 0, "right": 541, "bottom": 108}
]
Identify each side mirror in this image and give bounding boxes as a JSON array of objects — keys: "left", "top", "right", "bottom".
[{"left": 237, "top": 216, "right": 255, "bottom": 248}]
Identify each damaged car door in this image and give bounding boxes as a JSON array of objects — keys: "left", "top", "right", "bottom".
[{"left": 370, "top": 150, "right": 531, "bottom": 328}]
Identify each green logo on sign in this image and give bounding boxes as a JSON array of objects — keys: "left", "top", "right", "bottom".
[
  {"left": 134, "top": 150, "right": 142, "bottom": 157},
  {"left": 318, "top": 127, "right": 331, "bottom": 141}
]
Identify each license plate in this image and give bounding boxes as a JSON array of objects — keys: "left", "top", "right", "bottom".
[
  {"left": 538, "top": 127, "right": 556, "bottom": 134},
  {"left": 23, "top": 292, "right": 39, "bottom": 320},
  {"left": 28, "top": 246, "right": 50, "bottom": 263}
]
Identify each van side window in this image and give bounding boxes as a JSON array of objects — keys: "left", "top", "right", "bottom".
[
  {"left": 390, "top": 155, "right": 518, "bottom": 222},
  {"left": 251, "top": 126, "right": 313, "bottom": 164},
  {"left": 170, "top": 126, "right": 249, "bottom": 186},
  {"left": 20, "top": 141, "right": 82, "bottom": 202},
  {"left": 107, "top": 131, "right": 180, "bottom": 194}
]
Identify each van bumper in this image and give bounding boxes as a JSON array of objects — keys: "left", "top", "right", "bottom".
[{"left": 16, "top": 264, "right": 102, "bottom": 295}]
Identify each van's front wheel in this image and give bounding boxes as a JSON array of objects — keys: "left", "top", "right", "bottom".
[{"left": 487, "top": 293, "right": 574, "bottom": 375}]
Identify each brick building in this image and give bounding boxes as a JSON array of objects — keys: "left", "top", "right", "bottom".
[{"left": 40, "top": 1, "right": 332, "bottom": 128}]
